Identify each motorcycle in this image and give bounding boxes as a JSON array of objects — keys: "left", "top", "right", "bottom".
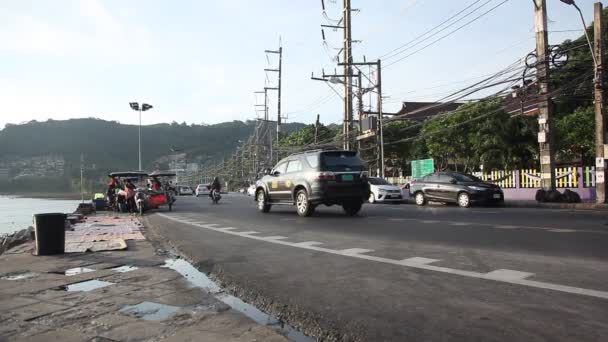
[{"left": 211, "top": 189, "right": 221, "bottom": 204}]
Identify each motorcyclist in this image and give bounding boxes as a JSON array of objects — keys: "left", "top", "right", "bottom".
[{"left": 209, "top": 177, "right": 221, "bottom": 199}]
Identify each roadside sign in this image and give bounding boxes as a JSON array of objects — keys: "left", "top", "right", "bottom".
[{"left": 411, "top": 159, "right": 434, "bottom": 179}]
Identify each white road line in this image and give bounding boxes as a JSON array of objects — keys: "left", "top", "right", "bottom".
[
  {"left": 485, "top": 269, "right": 534, "bottom": 281},
  {"left": 547, "top": 229, "right": 578, "bottom": 233},
  {"left": 239, "top": 231, "right": 260, "bottom": 235},
  {"left": 389, "top": 218, "right": 406, "bottom": 221},
  {"left": 218, "top": 227, "right": 237, "bottom": 231},
  {"left": 399, "top": 257, "right": 439, "bottom": 265},
  {"left": 263, "top": 236, "right": 289, "bottom": 240},
  {"left": 157, "top": 213, "right": 608, "bottom": 300},
  {"left": 420, "top": 220, "right": 440, "bottom": 224},
  {"left": 339, "top": 248, "right": 374, "bottom": 256},
  {"left": 450, "top": 222, "right": 469, "bottom": 226},
  {"left": 293, "top": 241, "right": 324, "bottom": 247},
  {"left": 494, "top": 225, "right": 521, "bottom": 229}
]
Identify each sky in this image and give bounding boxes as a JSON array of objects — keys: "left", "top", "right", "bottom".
[{"left": 0, "top": 0, "right": 597, "bottom": 129}]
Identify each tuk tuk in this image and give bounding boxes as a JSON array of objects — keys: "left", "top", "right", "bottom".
[
  {"left": 108, "top": 171, "right": 149, "bottom": 214},
  {"left": 147, "top": 171, "right": 177, "bottom": 212}
]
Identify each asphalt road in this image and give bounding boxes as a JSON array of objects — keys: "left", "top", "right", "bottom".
[{"left": 144, "top": 194, "right": 608, "bottom": 341}]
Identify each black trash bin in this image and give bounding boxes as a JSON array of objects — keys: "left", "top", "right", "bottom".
[{"left": 34, "top": 213, "right": 67, "bottom": 255}]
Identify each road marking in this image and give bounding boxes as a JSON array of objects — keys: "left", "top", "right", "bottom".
[
  {"left": 218, "top": 227, "right": 237, "bottom": 231},
  {"left": 293, "top": 241, "right": 324, "bottom": 247},
  {"left": 547, "top": 229, "right": 578, "bottom": 233},
  {"left": 339, "top": 248, "right": 374, "bottom": 256},
  {"left": 494, "top": 225, "right": 521, "bottom": 229},
  {"left": 389, "top": 218, "right": 406, "bottom": 221},
  {"left": 450, "top": 222, "right": 469, "bottom": 226},
  {"left": 157, "top": 213, "right": 608, "bottom": 300},
  {"left": 485, "top": 269, "right": 534, "bottom": 281},
  {"left": 263, "top": 236, "right": 288, "bottom": 240},
  {"left": 399, "top": 257, "right": 439, "bottom": 265},
  {"left": 420, "top": 220, "right": 440, "bottom": 224},
  {"left": 239, "top": 231, "right": 260, "bottom": 235}
]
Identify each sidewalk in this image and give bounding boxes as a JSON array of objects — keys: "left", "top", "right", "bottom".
[{"left": 0, "top": 214, "right": 285, "bottom": 342}]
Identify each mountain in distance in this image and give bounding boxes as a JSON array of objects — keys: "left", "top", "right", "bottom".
[{"left": 0, "top": 118, "right": 306, "bottom": 192}]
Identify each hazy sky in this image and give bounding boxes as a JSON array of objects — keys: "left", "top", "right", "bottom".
[{"left": 0, "top": 0, "right": 595, "bottom": 128}]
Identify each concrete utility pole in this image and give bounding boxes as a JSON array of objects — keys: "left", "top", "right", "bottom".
[
  {"left": 594, "top": 2, "right": 606, "bottom": 203},
  {"left": 315, "top": 114, "right": 320, "bottom": 144},
  {"left": 534, "top": 0, "right": 556, "bottom": 191},
  {"left": 343, "top": 0, "right": 354, "bottom": 150},
  {"left": 376, "top": 59, "right": 385, "bottom": 178}
]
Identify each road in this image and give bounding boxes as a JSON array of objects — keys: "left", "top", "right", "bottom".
[{"left": 144, "top": 194, "right": 608, "bottom": 341}]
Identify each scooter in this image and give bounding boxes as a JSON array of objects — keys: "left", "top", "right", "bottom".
[{"left": 211, "top": 189, "right": 221, "bottom": 204}]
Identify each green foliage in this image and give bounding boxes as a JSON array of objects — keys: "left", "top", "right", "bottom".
[
  {"left": 556, "top": 106, "right": 595, "bottom": 163},
  {"left": 278, "top": 124, "right": 339, "bottom": 147}
]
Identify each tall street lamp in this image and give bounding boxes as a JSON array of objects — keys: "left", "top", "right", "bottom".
[{"left": 129, "top": 102, "right": 153, "bottom": 171}]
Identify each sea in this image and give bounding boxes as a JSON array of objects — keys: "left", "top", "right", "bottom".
[{"left": 0, "top": 196, "right": 81, "bottom": 235}]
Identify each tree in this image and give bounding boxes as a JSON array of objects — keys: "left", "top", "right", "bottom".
[{"left": 556, "top": 106, "right": 594, "bottom": 164}]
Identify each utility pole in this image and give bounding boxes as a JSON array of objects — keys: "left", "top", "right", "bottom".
[
  {"left": 376, "top": 59, "right": 385, "bottom": 178},
  {"left": 594, "top": 2, "right": 606, "bottom": 203},
  {"left": 534, "top": 0, "right": 556, "bottom": 191},
  {"left": 315, "top": 114, "right": 320, "bottom": 144},
  {"left": 265, "top": 46, "right": 283, "bottom": 140},
  {"left": 343, "top": 0, "right": 353, "bottom": 150}
]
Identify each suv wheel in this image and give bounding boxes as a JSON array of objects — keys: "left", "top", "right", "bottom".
[
  {"left": 415, "top": 192, "right": 426, "bottom": 206},
  {"left": 457, "top": 192, "right": 471, "bottom": 208},
  {"left": 296, "top": 190, "right": 314, "bottom": 217},
  {"left": 257, "top": 190, "right": 271, "bottom": 213},
  {"left": 343, "top": 201, "right": 362, "bottom": 216}
]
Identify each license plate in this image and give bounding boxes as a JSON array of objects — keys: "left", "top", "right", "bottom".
[
  {"left": 493, "top": 194, "right": 501, "bottom": 199},
  {"left": 342, "top": 174, "right": 354, "bottom": 181}
]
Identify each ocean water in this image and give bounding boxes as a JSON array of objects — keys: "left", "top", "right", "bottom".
[{"left": 0, "top": 196, "right": 81, "bottom": 235}]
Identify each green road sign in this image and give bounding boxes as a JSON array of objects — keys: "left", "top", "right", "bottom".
[{"left": 411, "top": 159, "right": 434, "bottom": 179}]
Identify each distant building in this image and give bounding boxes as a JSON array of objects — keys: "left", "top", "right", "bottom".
[
  {"left": 391, "top": 102, "right": 464, "bottom": 122},
  {"left": 0, "top": 168, "right": 8, "bottom": 180}
]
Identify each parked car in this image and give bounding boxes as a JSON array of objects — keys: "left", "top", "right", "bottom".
[
  {"left": 368, "top": 177, "right": 403, "bottom": 203},
  {"left": 177, "top": 185, "right": 194, "bottom": 196},
  {"left": 255, "top": 149, "right": 370, "bottom": 217},
  {"left": 247, "top": 185, "right": 256, "bottom": 196},
  {"left": 409, "top": 172, "right": 504, "bottom": 208},
  {"left": 195, "top": 184, "right": 210, "bottom": 197}
]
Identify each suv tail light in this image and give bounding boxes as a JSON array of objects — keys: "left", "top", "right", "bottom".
[{"left": 316, "top": 171, "right": 336, "bottom": 181}]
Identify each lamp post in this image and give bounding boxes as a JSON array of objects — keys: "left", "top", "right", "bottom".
[{"left": 129, "top": 102, "right": 153, "bottom": 171}]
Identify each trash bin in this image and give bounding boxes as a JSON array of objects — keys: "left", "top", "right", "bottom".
[{"left": 34, "top": 213, "right": 67, "bottom": 255}]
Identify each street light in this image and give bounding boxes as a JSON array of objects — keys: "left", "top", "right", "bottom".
[
  {"left": 129, "top": 102, "right": 153, "bottom": 171},
  {"left": 559, "top": 0, "right": 598, "bottom": 71}
]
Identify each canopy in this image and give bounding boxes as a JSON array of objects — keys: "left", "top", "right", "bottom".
[
  {"left": 149, "top": 171, "right": 176, "bottom": 177},
  {"left": 109, "top": 171, "right": 149, "bottom": 178}
]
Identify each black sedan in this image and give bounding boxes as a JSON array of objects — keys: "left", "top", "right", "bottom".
[{"left": 409, "top": 172, "right": 504, "bottom": 208}]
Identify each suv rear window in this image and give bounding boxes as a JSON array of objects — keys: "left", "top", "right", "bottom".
[{"left": 320, "top": 152, "right": 365, "bottom": 171}]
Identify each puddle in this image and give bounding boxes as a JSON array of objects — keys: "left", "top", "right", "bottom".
[
  {"left": 1, "top": 272, "right": 38, "bottom": 280},
  {"left": 163, "top": 259, "right": 315, "bottom": 342},
  {"left": 65, "top": 267, "right": 95, "bottom": 276},
  {"left": 111, "top": 265, "right": 139, "bottom": 273},
  {"left": 120, "top": 301, "right": 180, "bottom": 321},
  {"left": 62, "top": 279, "right": 114, "bottom": 292}
]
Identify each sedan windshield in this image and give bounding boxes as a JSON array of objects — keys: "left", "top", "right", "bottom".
[
  {"left": 451, "top": 173, "right": 482, "bottom": 182},
  {"left": 369, "top": 178, "right": 390, "bottom": 185}
]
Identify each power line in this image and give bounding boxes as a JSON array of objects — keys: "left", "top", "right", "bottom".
[{"left": 384, "top": 0, "right": 512, "bottom": 70}]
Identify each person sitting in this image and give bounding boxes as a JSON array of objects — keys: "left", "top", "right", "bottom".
[{"left": 209, "top": 177, "right": 221, "bottom": 198}]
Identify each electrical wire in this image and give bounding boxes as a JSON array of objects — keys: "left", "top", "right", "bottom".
[{"left": 384, "top": 0, "right": 512, "bottom": 70}]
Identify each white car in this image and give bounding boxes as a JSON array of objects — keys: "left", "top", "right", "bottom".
[
  {"left": 177, "top": 185, "right": 193, "bottom": 196},
  {"left": 247, "top": 185, "right": 256, "bottom": 196},
  {"left": 195, "top": 184, "right": 210, "bottom": 197},
  {"left": 368, "top": 177, "right": 403, "bottom": 203}
]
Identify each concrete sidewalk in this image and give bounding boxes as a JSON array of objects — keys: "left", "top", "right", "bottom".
[{"left": 0, "top": 214, "right": 286, "bottom": 342}]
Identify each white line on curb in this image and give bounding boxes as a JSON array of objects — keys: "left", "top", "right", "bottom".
[{"left": 156, "top": 213, "right": 608, "bottom": 300}]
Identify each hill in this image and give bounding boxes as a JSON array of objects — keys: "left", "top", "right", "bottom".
[{"left": 0, "top": 118, "right": 305, "bottom": 192}]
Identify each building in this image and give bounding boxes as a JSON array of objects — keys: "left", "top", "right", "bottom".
[{"left": 391, "top": 102, "right": 464, "bottom": 122}]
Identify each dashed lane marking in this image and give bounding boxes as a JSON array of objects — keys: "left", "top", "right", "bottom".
[{"left": 157, "top": 213, "right": 608, "bottom": 300}]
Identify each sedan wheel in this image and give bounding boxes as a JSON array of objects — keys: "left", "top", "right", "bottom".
[
  {"left": 458, "top": 192, "right": 471, "bottom": 208},
  {"left": 415, "top": 192, "right": 426, "bottom": 206}
]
